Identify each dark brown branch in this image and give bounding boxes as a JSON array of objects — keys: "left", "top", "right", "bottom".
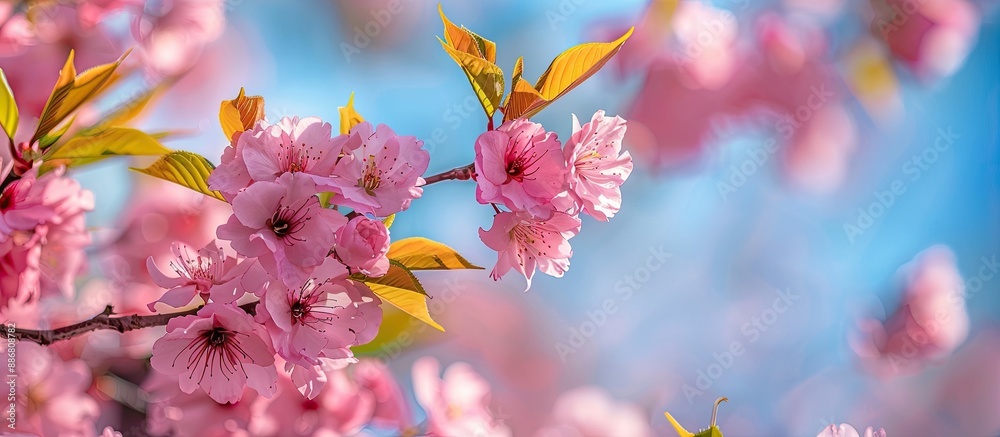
[
  {"left": 11, "top": 301, "right": 259, "bottom": 346},
  {"left": 421, "top": 162, "right": 475, "bottom": 186}
]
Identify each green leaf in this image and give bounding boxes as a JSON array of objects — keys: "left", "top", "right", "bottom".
[
  {"left": 388, "top": 237, "right": 482, "bottom": 271},
  {"left": 0, "top": 68, "right": 18, "bottom": 141},
  {"left": 439, "top": 38, "right": 505, "bottom": 118},
  {"left": 41, "top": 127, "right": 170, "bottom": 171},
  {"left": 32, "top": 49, "right": 130, "bottom": 145},
  {"left": 130, "top": 151, "right": 226, "bottom": 202}
]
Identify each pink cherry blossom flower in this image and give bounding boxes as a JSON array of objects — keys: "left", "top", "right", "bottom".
[
  {"left": 134, "top": 0, "right": 226, "bottom": 77},
  {"left": 144, "top": 369, "right": 257, "bottom": 437},
  {"left": 150, "top": 303, "right": 278, "bottom": 404},
  {"left": 479, "top": 210, "right": 581, "bottom": 290},
  {"left": 536, "top": 386, "right": 652, "bottom": 437},
  {"left": 328, "top": 122, "right": 429, "bottom": 216},
  {"left": 107, "top": 179, "right": 233, "bottom": 296},
  {"left": 100, "top": 426, "right": 124, "bottom": 437},
  {"left": 146, "top": 240, "right": 268, "bottom": 310},
  {"left": 10, "top": 342, "right": 99, "bottom": 436},
  {"left": 474, "top": 119, "right": 567, "bottom": 219},
  {"left": 816, "top": 423, "right": 887, "bottom": 437},
  {"left": 335, "top": 215, "right": 390, "bottom": 277},
  {"left": 877, "top": 0, "right": 979, "bottom": 79},
  {"left": 353, "top": 359, "right": 413, "bottom": 432},
  {"left": 0, "top": 167, "right": 93, "bottom": 305},
  {"left": 0, "top": 171, "right": 53, "bottom": 238},
  {"left": 217, "top": 172, "right": 347, "bottom": 288},
  {"left": 412, "top": 357, "right": 512, "bottom": 437},
  {"left": 851, "top": 246, "right": 969, "bottom": 376},
  {"left": 249, "top": 363, "right": 376, "bottom": 436},
  {"left": 209, "top": 120, "right": 263, "bottom": 201},
  {"left": 241, "top": 116, "right": 345, "bottom": 186},
  {"left": 256, "top": 258, "right": 383, "bottom": 397},
  {"left": 564, "top": 110, "right": 633, "bottom": 221}
]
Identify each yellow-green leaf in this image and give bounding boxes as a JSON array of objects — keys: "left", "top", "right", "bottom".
[
  {"left": 363, "top": 260, "right": 428, "bottom": 295},
  {"left": 32, "top": 50, "right": 130, "bottom": 145},
  {"left": 0, "top": 68, "right": 18, "bottom": 140},
  {"left": 438, "top": 4, "right": 495, "bottom": 62},
  {"left": 362, "top": 260, "right": 444, "bottom": 331},
  {"left": 503, "top": 27, "right": 633, "bottom": 121},
  {"left": 41, "top": 127, "right": 170, "bottom": 171},
  {"left": 37, "top": 116, "right": 75, "bottom": 149},
  {"left": 502, "top": 57, "right": 546, "bottom": 124},
  {"left": 338, "top": 92, "right": 365, "bottom": 135},
  {"left": 130, "top": 151, "right": 225, "bottom": 202},
  {"left": 439, "top": 38, "right": 504, "bottom": 118},
  {"left": 466, "top": 27, "right": 497, "bottom": 64},
  {"left": 84, "top": 85, "right": 165, "bottom": 135},
  {"left": 665, "top": 397, "right": 728, "bottom": 437},
  {"left": 219, "top": 87, "right": 265, "bottom": 140},
  {"left": 388, "top": 237, "right": 482, "bottom": 271},
  {"left": 382, "top": 213, "right": 395, "bottom": 229},
  {"left": 369, "top": 284, "right": 444, "bottom": 332}
]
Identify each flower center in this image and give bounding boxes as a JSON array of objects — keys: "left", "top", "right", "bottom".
[
  {"left": 266, "top": 197, "right": 313, "bottom": 243},
  {"left": 281, "top": 142, "right": 315, "bottom": 173},
  {"left": 360, "top": 157, "right": 381, "bottom": 195},
  {"left": 207, "top": 328, "right": 229, "bottom": 346},
  {"left": 271, "top": 219, "right": 290, "bottom": 236},
  {"left": 291, "top": 300, "right": 308, "bottom": 321}
]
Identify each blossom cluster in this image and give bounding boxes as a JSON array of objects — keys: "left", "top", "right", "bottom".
[
  {"left": 0, "top": 162, "right": 94, "bottom": 309},
  {"left": 475, "top": 110, "right": 633, "bottom": 289},
  {"left": 146, "top": 116, "right": 431, "bottom": 403}
]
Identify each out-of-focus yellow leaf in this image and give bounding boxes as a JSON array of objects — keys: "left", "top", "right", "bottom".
[
  {"left": 0, "top": 68, "right": 18, "bottom": 140},
  {"left": 85, "top": 85, "right": 166, "bottom": 135},
  {"left": 219, "top": 87, "right": 265, "bottom": 140},
  {"left": 338, "top": 92, "right": 365, "bottom": 135},
  {"left": 388, "top": 237, "right": 482, "bottom": 271},
  {"left": 351, "top": 305, "right": 428, "bottom": 356},
  {"left": 843, "top": 40, "right": 902, "bottom": 124},
  {"left": 382, "top": 213, "right": 395, "bottom": 229},
  {"left": 32, "top": 50, "right": 130, "bottom": 145},
  {"left": 41, "top": 127, "right": 170, "bottom": 171},
  {"left": 439, "top": 38, "right": 505, "bottom": 118},
  {"left": 503, "top": 27, "right": 633, "bottom": 121},
  {"left": 438, "top": 4, "right": 496, "bottom": 63},
  {"left": 130, "top": 151, "right": 226, "bottom": 202}
]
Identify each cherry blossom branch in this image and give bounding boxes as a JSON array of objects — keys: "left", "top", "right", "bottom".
[
  {"left": 11, "top": 301, "right": 260, "bottom": 346},
  {"left": 421, "top": 162, "right": 475, "bottom": 186}
]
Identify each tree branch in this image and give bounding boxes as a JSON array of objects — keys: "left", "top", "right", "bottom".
[
  {"left": 421, "top": 162, "right": 475, "bottom": 186},
  {"left": 11, "top": 301, "right": 260, "bottom": 346}
]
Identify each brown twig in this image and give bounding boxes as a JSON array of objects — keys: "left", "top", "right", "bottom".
[
  {"left": 11, "top": 301, "right": 259, "bottom": 346},
  {"left": 421, "top": 162, "right": 475, "bottom": 186}
]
